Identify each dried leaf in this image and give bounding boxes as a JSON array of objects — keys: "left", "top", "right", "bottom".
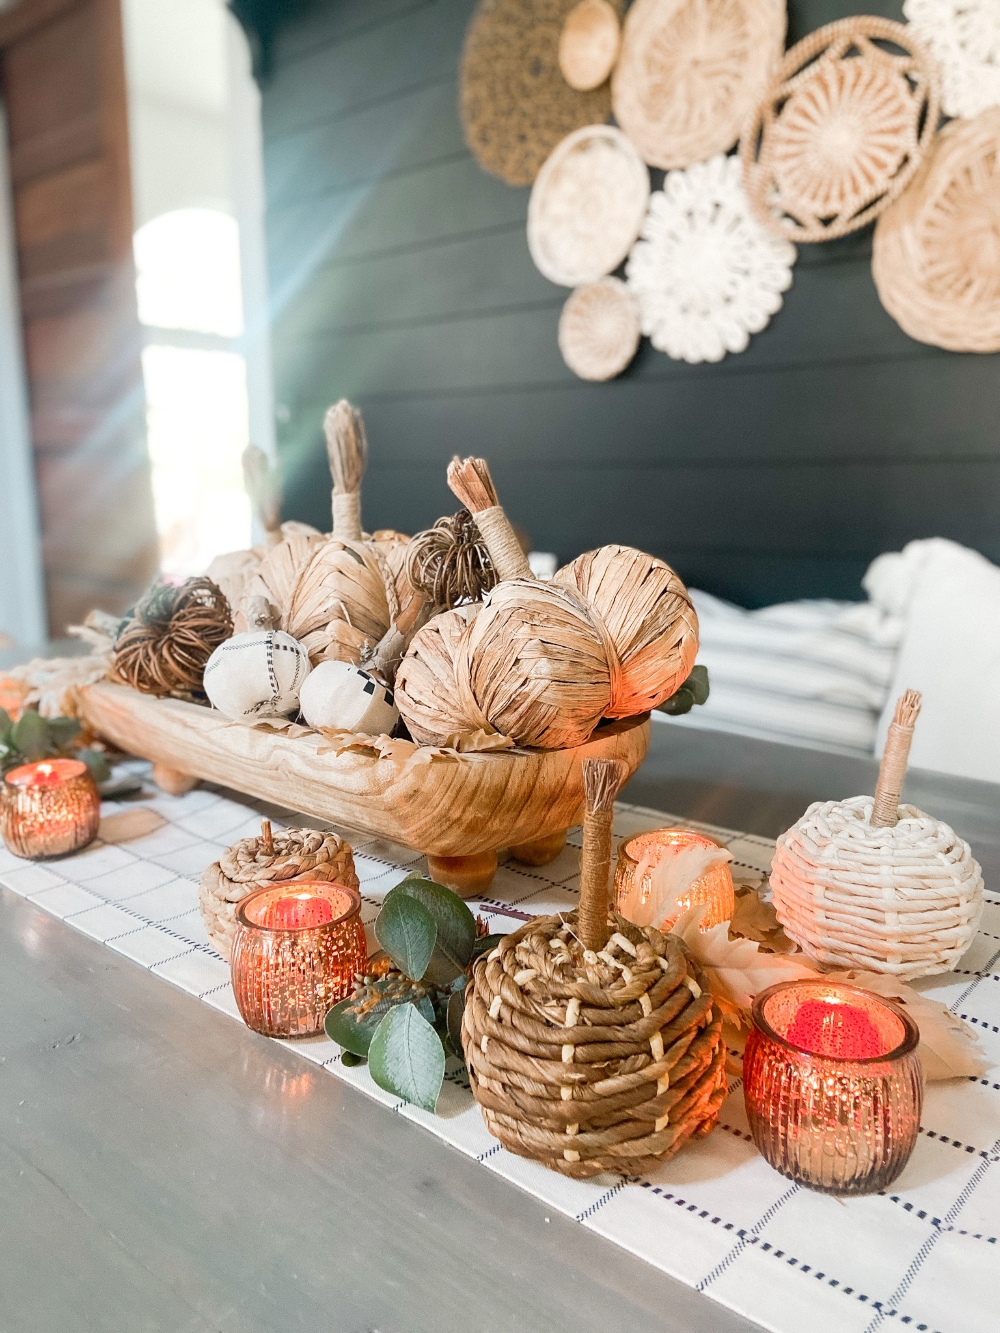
[
  {"left": 730, "top": 887, "right": 799, "bottom": 955},
  {"left": 825, "top": 971, "right": 988, "bottom": 1082}
]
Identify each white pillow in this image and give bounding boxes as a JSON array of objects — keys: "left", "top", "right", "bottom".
[{"left": 871, "top": 539, "right": 1000, "bottom": 783}]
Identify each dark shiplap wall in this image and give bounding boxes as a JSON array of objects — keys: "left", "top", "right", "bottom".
[{"left": 261, "top": 0, "right": 1000, "bottom": 607}]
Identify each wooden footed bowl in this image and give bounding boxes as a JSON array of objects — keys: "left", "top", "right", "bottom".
[{"left": 78, "top": 682, "right": 650, "bottom": 896}]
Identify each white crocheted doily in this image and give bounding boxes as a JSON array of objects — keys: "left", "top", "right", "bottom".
[
  {"left": 625, "top": 155, "right": 796, "bottom": 364},
  {"left": 904, "top": 0, "right": 1000, "bottom": 120}
]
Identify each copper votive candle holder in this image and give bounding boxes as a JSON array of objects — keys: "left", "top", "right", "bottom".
[
  {"left": 0, "top": 758, "right": 101, "bottom": 860},
  {"left": 743, "top": 979, "right": 922, "bottom": 1195},
  {"left": 613, "top": 827, "right": 735, "bottom": 931},
  {"left": 231, "top": 880, "right": 367, "bottom": 1038}
]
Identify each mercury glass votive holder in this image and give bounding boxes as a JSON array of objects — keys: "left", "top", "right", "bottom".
[
  {"left": 0, "top": 758, "right": 101, "bottom": 859},
  {"left": 743, "top": 979, "right": 922, "bottom": 1195},
  {"left": 613, "top": 827, "right": 735, "bottom": 931},
  {"left": 231, "top": 880, "right": 366, "bottom": 1038}
]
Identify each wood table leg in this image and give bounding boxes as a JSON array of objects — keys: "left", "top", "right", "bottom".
[
  {"left": 426, "top": 850, "right": 499, "bottom": 898},
  {"left": 508, "top": 829, "right": 567, "bottom": 867},
  {"left": 151, "top": 763, "right": 198, "bottom": 797}
]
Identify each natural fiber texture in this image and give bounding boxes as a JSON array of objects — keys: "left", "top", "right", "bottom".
[
  {"left": 741, "top": 17, "right": 940, "bottom": 243},
  {"left": 557, "top": 277, "right": 641, "bottom": 380},
  {"left": 559, "top": 0, "right": 620, "bottom": 92},
  {"left": 871, "top": 689, "right": 922, "bottom": 828},
  {"left": 903, "top": 0, "right": 1000, "bottom": 121},
  {"left": 459, "top": 0, "right": 624, "bottom": 187},
  {"left": 199, "top": 820, "right": 358, "bottom": 961},
  {"left": 393, "top": 603, "right": 493, "bottom": 747},
  {"left": 554, "top": 544, "right": 699, "bottom": 715},
  {"left": 612, "top": 0, "right": 786, "bottom": 169},
  {"left": 404, "top": 510, "right": 497, "bottom": 612},
  {"left": 325, "top": 400, "right": 367, "bottom": 540},
  {"left": 578, "top": 758, "right": 627, "bottom": 951},
  {"left": 872, "top": 108, "right": 1000, "bottom": 352},
  {"left": 462, "top": 912, "right": 726, "bottom": 1177},
  {"left": 770, "top": 795, "right": 984, "bottom": 979},
  {"left": 447, "top": 456, "right": 532, "bottom": 582},
  {"left": 527, "top": 125, "right": 650, "bottom": 287},
  {"left": 112, "top": 578, "right": 233, "bottom": 697},
  {"left": 626, "top": 155, "right": 796, "bottom": 364},
  {"left": 242, "top": 445, "right": 282, "bottom": 541}
]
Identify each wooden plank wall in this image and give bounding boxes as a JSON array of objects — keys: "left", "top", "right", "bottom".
[
  {"left": 0, "top": 0, "right": 157, "bottom": 634},
  {"left": 261, "top": 0, "right": 1000, "bottom": 607}
]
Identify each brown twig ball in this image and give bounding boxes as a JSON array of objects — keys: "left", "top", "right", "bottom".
[{"left": 112, "top": 577, "right": 234, "bottom": 697}]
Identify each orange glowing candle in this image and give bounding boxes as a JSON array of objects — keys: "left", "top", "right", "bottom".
[
  {"left": 614, "top": 827, "right": 735, "bottom": 931},
  {"left": 0, "top": 758, "right": 101, "bottom": 860}
]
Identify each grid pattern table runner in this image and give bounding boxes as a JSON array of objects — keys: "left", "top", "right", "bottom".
[{"left": 2, "top": 764, "right": 998, "bottom": 1333}]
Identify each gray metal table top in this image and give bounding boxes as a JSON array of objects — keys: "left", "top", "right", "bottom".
[{"left": 2, "top": 722, "right": 996, "bottom": 1333}]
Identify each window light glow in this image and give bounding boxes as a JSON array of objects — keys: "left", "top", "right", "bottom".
[{"left": 135, "top": 208, "right": 244, "bottom": 336}]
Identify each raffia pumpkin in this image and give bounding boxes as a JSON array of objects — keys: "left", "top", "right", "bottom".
[
  {"left": 554, "top": 544, "right": 699, "bottom": 714},
  {"left": 394, "top": 603, "right": 481, "bottom": 746}
]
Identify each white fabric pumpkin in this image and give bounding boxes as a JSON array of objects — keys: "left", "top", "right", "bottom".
[
  {"left": 299, "top": 660, "right": 399, "bottom": 736},
  {"left": 204, "top": 630, "right": 311, "bottom": 719}
]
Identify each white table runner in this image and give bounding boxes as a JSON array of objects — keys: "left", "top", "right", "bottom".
[{"left": 2, "top": 763, "right": 998, "bottom": 1333}]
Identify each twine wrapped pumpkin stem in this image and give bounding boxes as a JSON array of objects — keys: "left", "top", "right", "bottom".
[
  {"left": 447, "top": 456, "right": 532, "bottom": 581},
  {"left": 578, "top": 757, "right": 627, "bottom": 952},
  {"left": 871, "top": 690, "right": 922, "bottom": 828},
  {"left": 324, "top": 400, "right": 368, "bottom": 540}
]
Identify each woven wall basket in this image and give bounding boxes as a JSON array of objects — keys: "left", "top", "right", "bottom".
[
  {"left": 559, "top": 0, "right": 621, "bottom": 92},
  {"left": 770, "top": 796, "right": 983, "bottom": 979},
  {"left": 460, "top": 0, "right": 624, "bottom": 187},
  {"left": 558, "top": 277, "right": 641, "bottom": 380},
  {"left": 872, "top": 108, "right": 1000, "bottom": 352},
  {"left": 740, "top": 16, "right": 940, "bottom": 243},
  {"left": 903, "top": 0, "right": 1000, "bottom": 121},
  {"left": 611, "top": 0, "right": 786, "bottom": 169},
  {"left": 625, "top": 154, "right": 796, "bottom": 364},
  {"left": 528, "top": 124, "right": 650, "bottom": 287}
]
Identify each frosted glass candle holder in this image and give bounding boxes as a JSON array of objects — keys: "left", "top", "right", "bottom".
[{"left": 614, "top": 827, "right": 735, "bottom": 931}]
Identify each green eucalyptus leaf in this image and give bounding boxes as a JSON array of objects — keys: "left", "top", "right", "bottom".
[
  {"left": 368, "top": 1002, "right": 446, "bottom": 1112},
  {"left": 687, "top": 664, "right": 710, "bottom": 706},
  {"left": 391, "top": 876, "right": 477, "bottom": 984},
  {"left": 47, "top": 716, "right": 82, "bottom": 750},
  {"left": 78, "top": 749, "right": 112, "bottom": 784},
  {"left": 11, "top": 710, "right": 54, "bottom": 761},
  {"left": 375, "top": 893, "right": 437, "bottom": 981},
  {"left": 324, "top": 978, "right": 430, "bottom": 1057},
  {"left": 341, "top": 1051, "right": 365, "bottom": 1067},
  {"left": 0, "top": 709, "right": 12, "bottom": 748},
  {"left": 446, "top": 987, "right": 467, "bottom": 1058},
  {"left": 656, "top": 686, "right": 695, "bottom": 716},
  {"left": 471, "top": 933, "right": 507, "bottom": 961}
]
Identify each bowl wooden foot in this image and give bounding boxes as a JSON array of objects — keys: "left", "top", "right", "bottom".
[
  {"left": 509, "top": 829, "right": 567, "bottom": 866},
  {"left": 152, "top": 763, "right": 198, "bottom": 796},
  {"left": 426, "top": 850, "right": 498, "bottom": 898}
]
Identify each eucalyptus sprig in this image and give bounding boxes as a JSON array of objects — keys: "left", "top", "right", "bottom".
[
  {"left": 325, "top": 876, "right": 503, "bottom": 1112},
  {"left": 0, "top": 708, "right": 111, "bottom": 783},
  {"left": 656, "top": 664, "right": 710, "bottom": 716}
]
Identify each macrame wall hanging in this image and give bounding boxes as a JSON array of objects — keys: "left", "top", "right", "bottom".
[
  {"left": 612, "top": 0, "right": 786, "bottom": 169},
  {"left": 872, "top": 108, "right": 1000, "bottom": 353},
  {"left": 741, "top": 16, "right": 940, "bottom": 243},
  {"left": 903, "top": 0, "right": 1000, "bottom": 121},
  {"left": 625, "top": 154, "right": 796, "bottom": 365}
]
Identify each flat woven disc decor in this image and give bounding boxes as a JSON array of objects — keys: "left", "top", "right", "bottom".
[
  {"left": 558, "top": 277, "right": 641, "bottom": 380},
  {"left": 740, "top": 17, "right": 940, "bottom": 243},
  {"left": 872, "top": 108, "right": 1000, "bottom": 353},
  {"left": 611, "top": 0, "right": 787, "bottom": 169},
  {"left": 626, "top": 154, "right": 796, "bottom": 364},
  {"left": 903, "top": 0, "right": 1000, "bottom": 121},
  {"left": 460, "top": 0, "right": 624, "bottom": 187},
  {"left": 528, "top": 125, "right": 650, "bottom": 287}
]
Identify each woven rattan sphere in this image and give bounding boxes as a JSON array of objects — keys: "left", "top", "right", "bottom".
[
  {"left": 557, "top": 278, "right": 641, "bottom": 380},
  {"left": 770, "top": 796, "right": 984, "bottom": 980},
  {"left": 460, "top": 0, "right": 624, "bottom": 187},
  {"left": 528, "top": 124, "right": 650, "bottom": 287},
  {"left": 559, "top": 0, "right": 620, "bottom": 91},
  {"left": 873, "top": 108, "right": 1000, "bottom": 353},
  {"left": 741, "top": 17, "right": 940, "bottom": 243},
  {"left": 199, "top": 826, "right": 359, "bottom": 961},
  {"left": 463, "top": 913, "right": 726, "bottom": 1178},
  {"left": 611, "top": 0, "right": 786, "bottom": 169},
  {"left": 554, "top": 544, "right": 698, "bottom": 713},
  {"left": 903, "top": 0, "right": 1000, "bottom": 121},
  {"left": 394, "top": 603, "right": 481, "bottom": 746}
]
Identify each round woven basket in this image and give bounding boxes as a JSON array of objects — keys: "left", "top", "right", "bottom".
[
  {"left": 741, "top": 16, "right": 940, "bottom": 243},
  {"left": 559, "top": 0, "right": 621, "bottom": 92},
  {"left": 462, "top": 912, "right": 726, "bottom": 1177},
  {"left": 558, "top": 277, "right": 641, "bottom": 380},
  {"left": 199, "top": 825, "right": 359, "bottom": 961},
  {"left": 528, "top": 124, "right": 650, "bottom": 287},
  {"left": 770, "top": 796, "right": 984, "bottom": 979},
  {"left": 872, "top": 108, "right": 1000, "bottom": 353},
  {"left": 460, "top": 0, "right": 624, "bottom": 187},
  {"left": 611, "top": 0, "right": 786, "bottom": 169}
]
